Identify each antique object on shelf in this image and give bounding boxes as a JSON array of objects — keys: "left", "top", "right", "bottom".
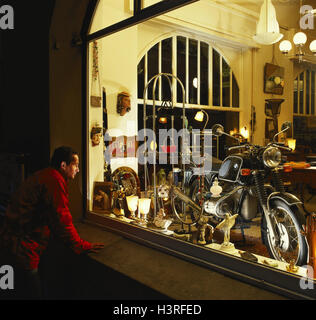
[
  {"left": 111, "top": 166, "right": 140, "bottom": 197},
  {"left": 108, "top": 136, "right": 138, "bottom": 158},
  {"left": 286, "top": 259, "right": 299, "bottom": 273},
  {"left": 138, "top": 198, "right": 151, "bottom": 225},
  {"left": 216, "top": 213, "right": 238, "bottom": 253},
  {"left": 153, "top": 208, "right": 172, "bottom": 230},
  {"left": 263, "top": 259, "right": 278, "bottom": 268},
  {"left": 238, "top": 251, "right": 258, "bottom": 262},
  {"left": 306, "top": 212, "right": 316, "bottom": 272},
  {"left": 126, "top": 195, "right": 139, "bottom": 219},
  {"left": 117, "top": 91, "right": 131, "bottom": 116},
  {"left": 92, "top": 181, "right": 113, "bottom": 212}
]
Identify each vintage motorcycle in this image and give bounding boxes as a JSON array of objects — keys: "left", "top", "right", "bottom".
[{"left": 171, "top": 122, "right": 308, "bottom": 266}]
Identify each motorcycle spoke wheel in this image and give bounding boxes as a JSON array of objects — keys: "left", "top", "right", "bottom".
[{"left": 267, "top": 206, "right": 302, "bottom": 264}]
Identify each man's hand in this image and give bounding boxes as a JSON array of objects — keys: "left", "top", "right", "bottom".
[{"left": 88, "top": 242, "right": 105, "bottom": 253}]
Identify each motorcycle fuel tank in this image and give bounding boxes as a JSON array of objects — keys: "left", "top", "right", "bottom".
[{"left": 218, "top": 155, "right": 243, "bottom": 183}]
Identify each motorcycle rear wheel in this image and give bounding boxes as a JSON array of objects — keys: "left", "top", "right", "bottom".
[{"left": 262, "top": 199, "right": 308, "bottom": 266}]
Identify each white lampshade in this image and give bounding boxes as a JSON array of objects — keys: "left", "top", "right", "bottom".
[
  {"left": 240, "top": 126, "right": 249, "bottom": 139},
  {"left": 287, "top": 138, "right": 296, "bottom": 151},
  {"left": 253, "top": 0, "right": 283, "bottom": 45},
  {"left": 194, "top": 111, "right": 204, "bottom": 122},
  {"left": 293, "top": 32, "right": 307, "bottom": 46},
  {"left": 279, "top": 40, "right": 292, "bottom": 53},
  {"left": 138, "top": 198, "right": 151, "bottom": 214},
  {"left": 310, "top": 40, "right": 316, "bottom": 54},
  {"left": 126, "top": 195, "right": 139, "bottom": 212}
]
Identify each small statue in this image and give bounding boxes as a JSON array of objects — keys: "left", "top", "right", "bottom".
[
  {"left": 197, "top": 215, "right": 214, "bottom": 245},
  {"left": 153, "top": 208, "right": 172, "bottom": 230},
  {"left": 286, "top": 259, "right": 298, "bottom": 273},
  {"left": 216, "top": 213, "right": 238, "bottom": 252},
  {"left": 157, "top": 168, "right": 166, "bottom": 185}
]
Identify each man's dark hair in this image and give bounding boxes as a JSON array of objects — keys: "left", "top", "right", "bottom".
[{"left": 50, "top": 146, "right": 78, "bottom": 169}]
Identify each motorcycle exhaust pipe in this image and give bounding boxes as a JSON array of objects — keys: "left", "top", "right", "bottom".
[{"left": 172, "top": 186, "right": 202, "bottom": 213}]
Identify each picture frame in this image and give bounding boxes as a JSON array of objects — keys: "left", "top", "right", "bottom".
[
  {"left": 264, "top": 63, "right": 285, "bottom": 95},
  {"left": 92, "top": 181, "right": 113, "bottom": 213}
]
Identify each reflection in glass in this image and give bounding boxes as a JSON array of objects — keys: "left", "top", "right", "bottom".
[
  {"left": 161, "top": 38, "right": 173, "bottom": 101},
  {"left": 189, "top": 39, "right": 198, "bottom": 104},
  {"left": 200, "top": 42, "right": 209, "bottom": 106},
  {"left": 177, "top": 36, "right": 186, "bottom": 103},
  {"left": 148, "top": 43, "right": 159, "bottom": 101},
  {"left": 222, "top": 58, "right": 230, "bottom": 107}
]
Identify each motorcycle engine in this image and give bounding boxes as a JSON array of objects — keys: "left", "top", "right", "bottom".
[{"left": 203, "top": 195, "right": 234, "bottom": 219}]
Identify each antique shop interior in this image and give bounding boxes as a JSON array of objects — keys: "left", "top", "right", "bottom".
[
  {"left": 82, "top": 0, "right": 316, "bottom": 299},
  {"left": 1, "top": 0, "right": 316, "bottom": 300}
]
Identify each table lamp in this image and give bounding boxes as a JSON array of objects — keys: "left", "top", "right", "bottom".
[
  {"left": 138, "top": 198, "right": 151, "bottom": 224},
  {"left": 126, "top": 195, "right": 139, "bottom": 219}
]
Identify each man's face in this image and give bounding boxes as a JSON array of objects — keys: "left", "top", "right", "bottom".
[{"left": 62, "top": 154, "right": 80, "bottom": 180}]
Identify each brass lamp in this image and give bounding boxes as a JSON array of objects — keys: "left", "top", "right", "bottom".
[{"left": 194, "top": 110, "right": 209, "bottom": 132}]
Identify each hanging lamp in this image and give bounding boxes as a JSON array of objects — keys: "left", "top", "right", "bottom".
[{"left": 253, "top": 0, "right": 283, "bottom": 45}]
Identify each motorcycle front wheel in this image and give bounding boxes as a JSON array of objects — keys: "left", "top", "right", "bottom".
[{"left": 261, "top": 199, "right": 308, "bottom": 266}]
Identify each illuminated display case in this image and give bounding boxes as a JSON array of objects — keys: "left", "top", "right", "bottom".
[{"left": 84, "top": 0, "right": 316, "bottom": 299}]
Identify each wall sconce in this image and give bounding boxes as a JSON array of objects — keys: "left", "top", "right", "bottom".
[
  {"left": 240, "top": 126, "right": 249, "bottom": 140},
  {"left": 287, "top": 138, "right": 296, "bottom": 151},
  {"left": 194, "top": 110, "right": 209, "bottom": 132},
  {"left": 126, "top": 195, "right": 139, "bottom": 219}
]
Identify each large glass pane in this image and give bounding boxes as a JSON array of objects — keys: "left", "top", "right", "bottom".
[
  {"left": 137, "top": 56, "right": 145, "bottom": 99},
  {"left": 293, "top": 77, "right": 298, "bottom": 114},
  {"left": 147, "top": 43, "right": 159, "bottom": 100},
  {"left": 299, "top": 72, "right": 304, "bottom": 114},
  {"left": 306, "top": 70, "right": 310, "bottom": 115},
  {"left": 177, "top": 36, "right": 186, "bottom": 103},
  {"left": 200, "top": 41, "right": 209, "bottom": 106},
  {"left": 222, "top": 58, "right": 230, "bottom": 107},
  {"left": 161, "top": 37, "right": 173, "bottom": 101},
  {"left": 312, "top": 71, "right": 315, "bottom": 115},
  {"left": 212, "top": 49, "right": 220, "bottom": 106},
  {"left": 189, "top": 39, "right": 198, "bottom": 104},
  {"left": 232, "top": 73, "right": 239, "bottom": 108}
]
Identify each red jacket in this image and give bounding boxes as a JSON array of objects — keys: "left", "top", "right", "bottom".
[{"left": 0, "top": 168, "right": 92, "bottom": 270}]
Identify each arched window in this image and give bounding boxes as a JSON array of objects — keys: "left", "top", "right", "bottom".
[{"left": 137, "top": 36, "right": 239, "bottom": 108}]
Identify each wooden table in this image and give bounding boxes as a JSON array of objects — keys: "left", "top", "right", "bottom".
[{"left": 283, "top": 166, "right": 316, "bottom": 202}]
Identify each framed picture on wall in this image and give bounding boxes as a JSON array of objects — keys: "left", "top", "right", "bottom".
[{"left": 264, "top": 63, "right": 285, "bottom": 95}]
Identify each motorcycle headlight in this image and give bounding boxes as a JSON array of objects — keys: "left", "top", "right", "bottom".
[{"left": 263, "top": 147, "right": 282, "bottom": 168}]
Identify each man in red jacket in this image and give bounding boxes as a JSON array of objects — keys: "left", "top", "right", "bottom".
[{"left": 0, "top": 146, "right": 104, "bottom": 299}]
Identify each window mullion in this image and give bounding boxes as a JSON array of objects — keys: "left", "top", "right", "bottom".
[
  {"left": 186, "top": 37, "right": 189, "bottom": 104},
  {"left": 158, "top": 41, "right": 162, "bottom": 101},
  {"left": 209, "top": 47, "right": 213, "bottom": 107},
  {"left": 220, "top": 55, "right": 223, "bottom": 107},
  {"left": 197, "top": 40, "right": 200, "bottom": 106}
]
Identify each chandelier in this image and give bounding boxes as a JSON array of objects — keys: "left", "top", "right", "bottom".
[
  {"left": 253, "top": 0, "right": 283, "bottom": 45},
  {"left": 278, "top": 3, "right": 316, "bottom": 62}
]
